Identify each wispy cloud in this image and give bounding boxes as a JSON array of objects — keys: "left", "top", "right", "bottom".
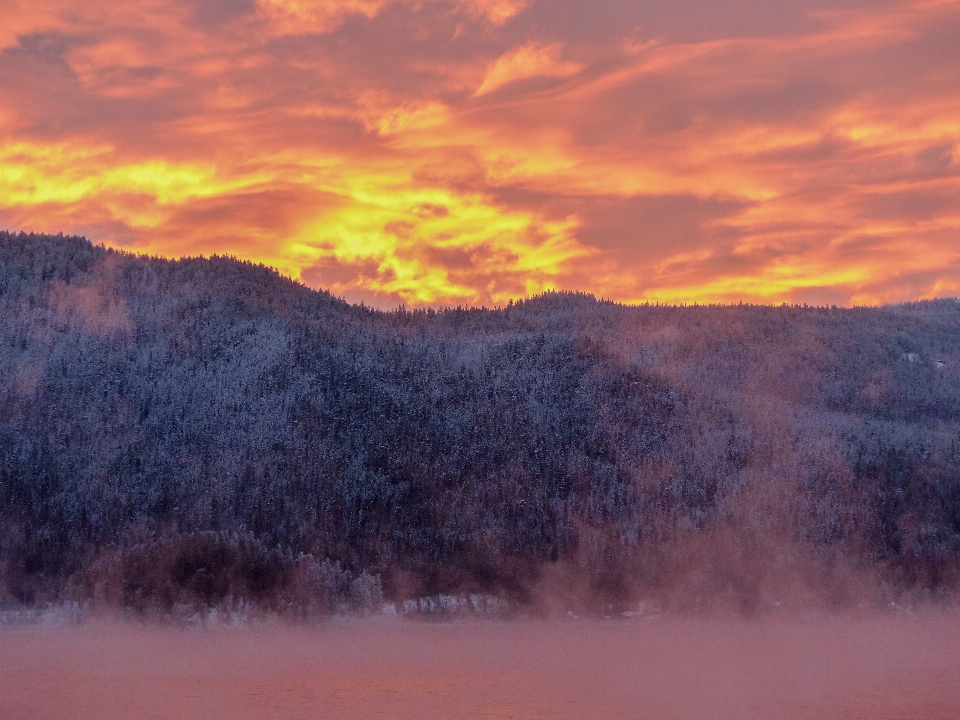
[{"left": 474, "top": 42, "right": 582, "bottom": 96}]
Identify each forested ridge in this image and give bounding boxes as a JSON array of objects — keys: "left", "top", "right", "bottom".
[{"left": 2, "top": 231, "right": 960, "bottom": 617}]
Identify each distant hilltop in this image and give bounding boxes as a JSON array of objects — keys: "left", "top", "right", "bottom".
[{"left": 2, "top": 232, "right": 959, "bottom": 618}]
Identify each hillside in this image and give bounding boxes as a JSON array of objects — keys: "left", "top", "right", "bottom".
[{"left": 2, "top": 231, "right": 959, "bottom": 616}]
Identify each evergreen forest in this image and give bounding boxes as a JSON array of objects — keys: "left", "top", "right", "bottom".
[{"left": 2, "top": 231, "right": 959, "bottom": 617}]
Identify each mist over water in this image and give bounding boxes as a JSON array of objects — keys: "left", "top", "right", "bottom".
[{"left": 3, "top": 614, "right": 959, "bottom": 720}]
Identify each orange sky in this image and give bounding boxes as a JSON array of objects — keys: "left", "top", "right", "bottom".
[{"left": 1, "top": 0, "right": 958, "bottom": 307}]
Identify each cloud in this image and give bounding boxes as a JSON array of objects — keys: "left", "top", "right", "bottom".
[
  {"left": 474, "top": 41, "right": 583, "bottom": 96},
  {"left": 256, "top": 0, "right": 391, "bottom": 35},
  {"left": 255, "top": 0, "right": 528, "bottom": 36},
  {"left": 458, "top": 0, "right": 528, "bottom": 25},
  {"left": 0, "top": 0, "right": 958, "bottom": 306},
  {"left": 287, "top": 178, "right": 591, "bottom": 306}
]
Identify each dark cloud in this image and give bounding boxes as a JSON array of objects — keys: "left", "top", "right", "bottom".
[
  {"left": 576, "top": 195, "right": 747, "bottom": 263},
  {"left": 857, "top": 189, "right": 960, "bottom": 223},
  {"left": 915, "top": 145, "right": 955, "bottom": 171},
  {"left": 302, "top": 256, "right": 388, "bottom": 288},
  {"left": 788, "top": 285, "right": 853, "bottom": 307},
  {"left": 412, "top": 203, "right": 450, "bottom": 218},
  {"left": 187, "top": 0, "right": 257, "bottom": 29}
]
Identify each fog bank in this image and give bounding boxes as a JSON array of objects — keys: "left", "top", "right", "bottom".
[{"left": 3, "top": 615, "right": 960, "bottom": 719}]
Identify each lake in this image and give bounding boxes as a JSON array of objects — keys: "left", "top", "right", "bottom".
[{"left": 2, "top": 613, "right": 959, "bottom": 719}]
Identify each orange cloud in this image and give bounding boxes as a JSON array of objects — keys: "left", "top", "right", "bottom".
[
  {"left": 257, "top": 0, "right": 390, "bottom": 35},
  {"left": 474, "top": 41, "right": 582, "bottom": 96},
  {"left": 257, "top": 0, "right": 528, "bottom": 35},
  {"left": 459, "top": 0, "right": 528, "bottom": 25},
  {"left": 1, "top": 0, "right": 958, "bottom": 307}
]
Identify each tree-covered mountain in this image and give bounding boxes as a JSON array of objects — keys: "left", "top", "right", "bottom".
[{"left": 2, "top": 231, "right": 959, "bottom": 616}]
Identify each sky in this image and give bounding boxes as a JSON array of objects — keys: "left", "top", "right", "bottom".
[{"left": 1, "top": 0, "right": 958, "bottom": 307}]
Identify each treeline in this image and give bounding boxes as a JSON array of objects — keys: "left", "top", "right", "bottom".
[{"left": 1, "top": 231, "right": 959, "bottom": 616}]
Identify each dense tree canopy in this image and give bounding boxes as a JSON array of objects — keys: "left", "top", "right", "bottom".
[{"left": 2, "top": 232, "right": 959, "bottom": 615}]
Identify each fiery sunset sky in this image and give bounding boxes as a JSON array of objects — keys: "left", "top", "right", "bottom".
[{"left": 2, "top": 0, "right": 958, "bottom": 307}]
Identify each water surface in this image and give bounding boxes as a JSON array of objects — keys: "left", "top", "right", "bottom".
[{"left": 2, "top": 614, "right": 959, "bottom": 719}]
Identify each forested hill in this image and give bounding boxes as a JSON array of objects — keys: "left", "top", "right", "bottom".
[{"left": 2, "top": 231, "right": 960, "bottom": 616}]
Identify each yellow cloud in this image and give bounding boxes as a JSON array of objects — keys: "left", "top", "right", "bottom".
[
  {"left": 290, "top": 171, "right": 592, "bottom": 305},
  {"left": 0, "top": 134, "right": 593, "bottom": 306}
]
